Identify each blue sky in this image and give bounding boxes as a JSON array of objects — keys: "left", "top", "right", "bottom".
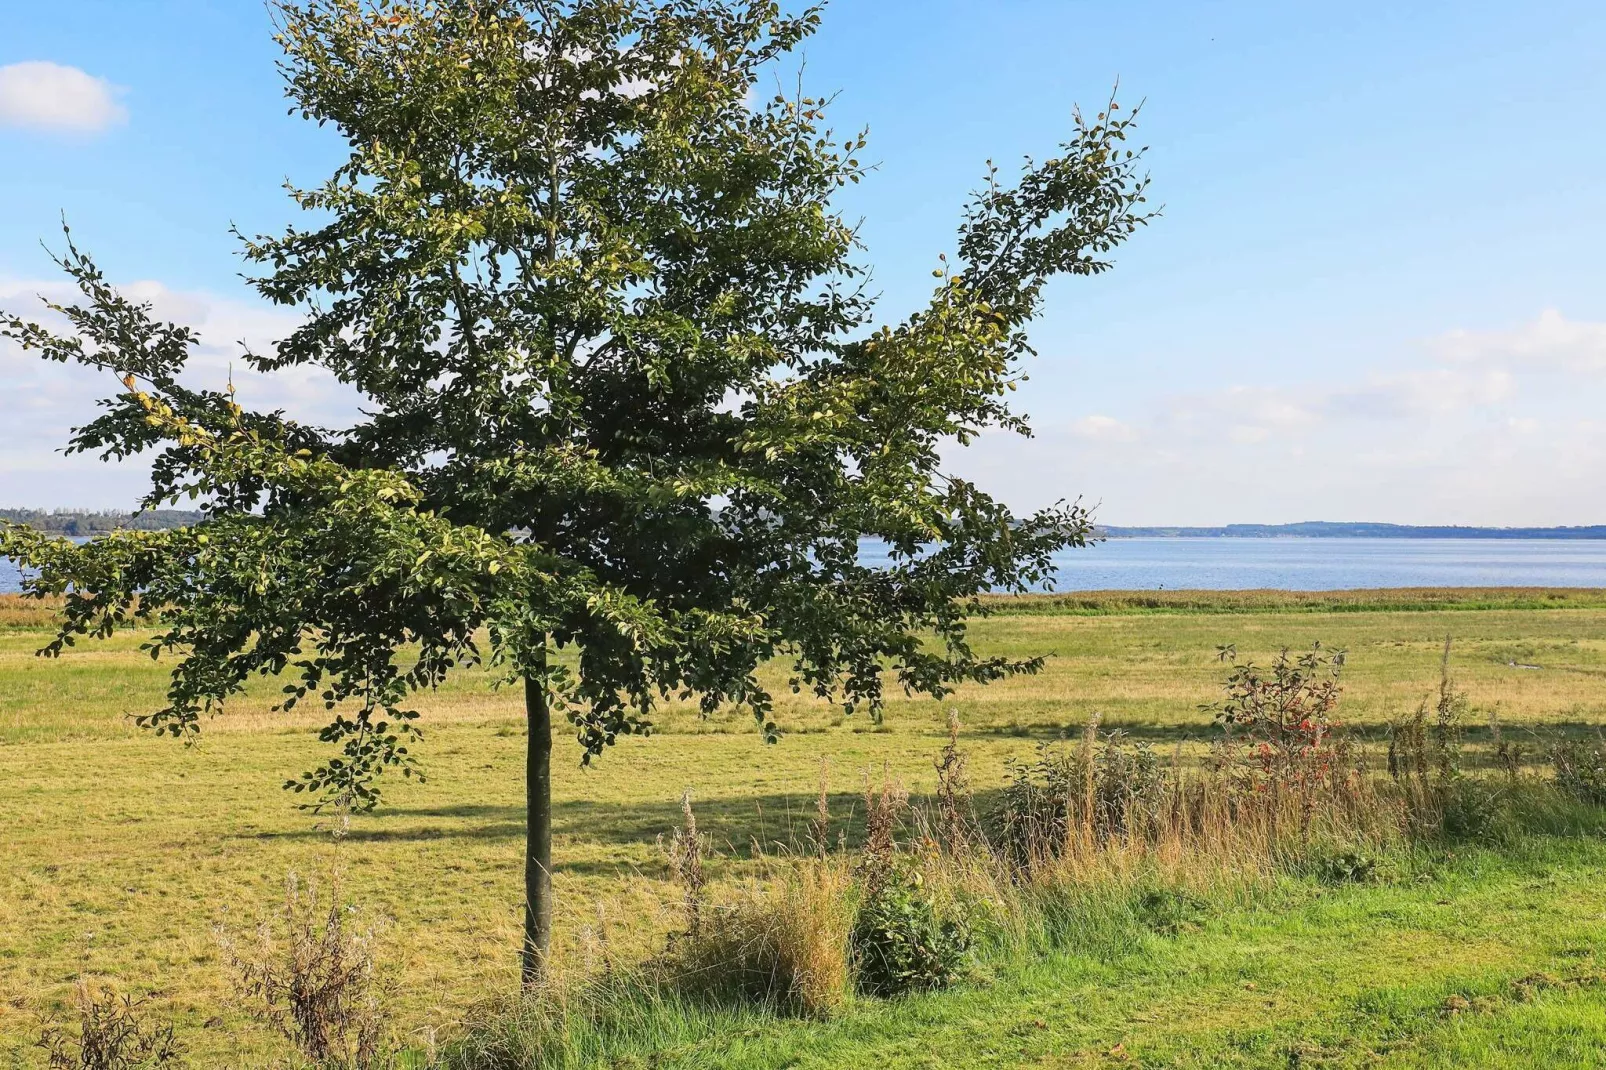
[{"left": 3, "top": 1, "right": 1605, "bottom": 524}]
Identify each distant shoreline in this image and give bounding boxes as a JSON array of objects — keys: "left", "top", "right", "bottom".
[
  {"left": 5, "top": 512, "right": 1606, "bottom": 540},
  {"left": 1097, "top": 522, "right": 1606, "bottom": 540}
]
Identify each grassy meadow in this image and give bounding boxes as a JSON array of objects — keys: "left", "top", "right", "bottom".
[{"left": 5, "top": 588, "right": 1606, "bottom": 1066}]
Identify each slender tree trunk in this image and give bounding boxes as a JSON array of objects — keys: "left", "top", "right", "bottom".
[{"left": 521, "top": 641, "right": 552, "bottom": 988}]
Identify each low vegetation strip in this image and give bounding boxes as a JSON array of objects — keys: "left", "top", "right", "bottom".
[
  {"left": 458, "top": 838, "right": 1606, "bottom": 1069},
  {"left": 986, "top": 587, "right": 1606, "bottom": 615},
  {"left": 428, "top": 643, "right": 1606, "bottom": 1068},
  {"left": 9, "top": 587, "right": 1606, "bottom": 630}
]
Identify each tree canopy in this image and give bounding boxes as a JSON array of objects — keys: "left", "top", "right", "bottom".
[{"left": 0, "top": 0, "right": 1152, "bottom": 976}]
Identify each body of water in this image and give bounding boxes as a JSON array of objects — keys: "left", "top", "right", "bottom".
[
  {"left": 862, "top": 537, "right": 1606, "bottom": 591},
  {"left": 8, "top": 537, "right": 1606, "bottom": 595}
]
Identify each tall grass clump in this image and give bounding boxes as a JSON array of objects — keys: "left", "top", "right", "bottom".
[
  {"left": 983, "top": 644, "right": 1395, "bottom": 918},
  {"left": 1387, "top": 638, "right": 1513, "bottom": 842},
  {"left": 645, "top": 790, "right": 853, "bottom": 1017}
]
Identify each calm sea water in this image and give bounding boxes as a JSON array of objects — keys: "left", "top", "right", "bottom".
[
  {"left": 862, "top": 537, "right": 1606, "bottom": 591},
  {"left": 7, "top": 537, "right": 1606, "bottom": 595}
]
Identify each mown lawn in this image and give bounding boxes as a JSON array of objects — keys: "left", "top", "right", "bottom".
[{"left": 3, "top": 589, "right": 1606, "bottom": 1065}]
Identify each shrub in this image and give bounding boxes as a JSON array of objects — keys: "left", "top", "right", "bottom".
[
  {"left": 1438, "top": 778, "right": 1515, "bottom": 843},
  {"left": 1205, "top": 642, "right": 1351, "bottom": 794},
  {"left": 995, "top": 739, "right": 1077, "bottom": 866},
  {"left": 995, "top": 722, "right": 1167, "bottom": 867},
  {"left": 1551, "top": 736, "right": 1606, "bottom": 805},
  {"left": 1134, "top": 888, "right": 1208, "bottom": 936},
  {"left": 1313, "top": 849, "right": 1379, "bottom": 885},
  {"left": 37, "top": 983, "right": 183, "bottom": 1070},
  {"left": 851, "top": 866, "right": 972, "bottom": 997}
]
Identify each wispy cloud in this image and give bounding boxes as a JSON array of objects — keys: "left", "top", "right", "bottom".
[
  {"left": 947, "top": 311, "right": 1606, "bottom": 526},
  {"left": 0, "top": 61, "right": 127, "bottom": 133},
  {"left": 0, "top": 277, "right": 362, "bottom": 507}
]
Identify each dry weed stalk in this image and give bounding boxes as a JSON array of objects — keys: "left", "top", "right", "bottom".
[
  {"left": 217, "top": 873, "right": 394, "bottom": 1070},
  {"left": 933, "top": 710, "right": 972, "bottom": 853},
  {"left": 811, "top": 757, "right": 831, "bottom": 859},
  {"left": 858, "top": 765, "right": 908, "bottom": 897},
  {"left": 660, "top": 790, "right": 708, "bottom": 940},
  {"left": 37, "top": 983, "right": 183, "bottom": 1070}
]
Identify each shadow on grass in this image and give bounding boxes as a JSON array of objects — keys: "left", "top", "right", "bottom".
[
  {"left": 236, "top": 715, "right": 1606, "bottom": 865},
  {"left": 240, "top": 787, "right": 987, "bottom": 863}
]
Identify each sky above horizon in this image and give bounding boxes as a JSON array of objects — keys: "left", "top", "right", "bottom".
[{"left": 2, "top": 1, "right": 1604, "bottom": 525}]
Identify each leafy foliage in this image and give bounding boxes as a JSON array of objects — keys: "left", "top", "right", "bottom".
[
  {"left": 1206, "top": 642, "right": 1351, "bottom": 792},
  {"left": 1312, "top": 849, "right": 1379, "bottom": 886},
  {"left": 850, "top": 867, "right": 971, "bottom": 997},
  {"left": 1134, "top": 887, "right": 1208, "bottom": 935},
  {"left": 0, "top": 0, "right": 1152, "bottom": 810}
]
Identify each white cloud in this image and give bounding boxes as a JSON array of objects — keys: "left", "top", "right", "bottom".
[
  {"left": 1164, "top": 384, "right": 1315, "bottom": 442},
  {"left": 0, "top": 61, "right": 127, "bottom": 133},
  {"left": 1436, "top": 308, "right": 1606, "bottom": 374},
  {"left": 1069, "top": 414, "right": 1138, "bottom": 441},
  {"left": 1325, "top": 366, "right": 1514, "bottom": 419}
]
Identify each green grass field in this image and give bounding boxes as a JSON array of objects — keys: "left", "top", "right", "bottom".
[{"left": 4, "top": 589, "right": 1606, "bottom": 1066}]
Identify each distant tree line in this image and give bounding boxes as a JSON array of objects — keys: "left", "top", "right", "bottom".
[{"left": 0, "top": 509, "right": 203, "bottom": 535}]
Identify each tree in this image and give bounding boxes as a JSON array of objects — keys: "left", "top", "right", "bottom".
[{"left": 0, "top": 0, "right": 1152, "bottom": 986}]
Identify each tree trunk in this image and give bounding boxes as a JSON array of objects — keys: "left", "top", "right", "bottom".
[{"left": 521, "top": 643, "right": 552, "bottom": 988}]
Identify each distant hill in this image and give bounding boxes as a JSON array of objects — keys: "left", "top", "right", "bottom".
[
  {"left": 1097, "top": 522, "right": 1606, "bottom": 539},
  {"left": 0, "top": 509, "right": 204, "bottom": 535}
]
